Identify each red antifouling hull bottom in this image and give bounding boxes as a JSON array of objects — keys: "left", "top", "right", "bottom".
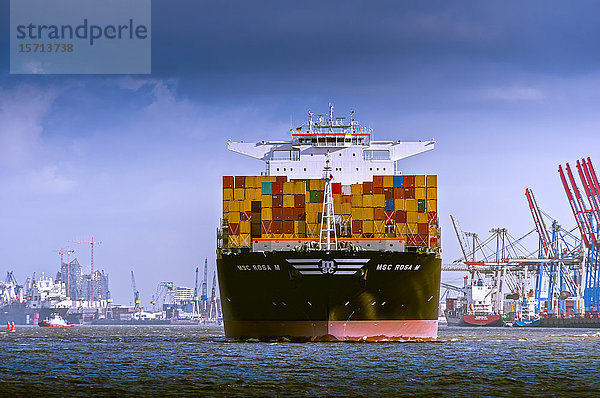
[{"left": 225, "top": 320, "right": 438, "bottom": 341}]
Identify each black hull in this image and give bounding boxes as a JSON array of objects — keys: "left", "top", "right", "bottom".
[{"left": 217, "top": 250, "right": 441, "bottom": 341}]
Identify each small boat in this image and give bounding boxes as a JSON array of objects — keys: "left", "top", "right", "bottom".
[
  {"left": 513, "top": 318, "right": 540, "bottom": 327},
  {"left": 38, "top": 313, "right": 73, "bottom": 328}
]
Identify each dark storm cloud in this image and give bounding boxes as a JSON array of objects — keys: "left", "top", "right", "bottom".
[{"left": 151, "top": 0, "right": 600, "bottom": 97}]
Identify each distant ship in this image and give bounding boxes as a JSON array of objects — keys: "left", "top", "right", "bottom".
[
  {"left": 217, "top": 104, "right": 442, "bottom": 341},
  {"left": 38, "top": 313, "right": 73, "bottom": 328},
  {"left": 444, "top": 277, "right": 504, "bottom": 327}
]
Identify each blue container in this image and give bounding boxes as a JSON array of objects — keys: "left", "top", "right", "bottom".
[
  {"left": 385, "top": 198, "right": 394, "bottom": 211},
  {"left": 393, "top": 176, "right": 404, "bottom": 188},
  {"left": 261, "top": 182, "right": 272, "bottom": 195}
]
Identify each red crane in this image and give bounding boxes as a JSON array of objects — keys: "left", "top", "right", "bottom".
[
  {"left": 70, "top": 237, "right": 102, "bottom": 301},
  {"left": 525, "top": 188, "right": 555, "bottom": 257},
  {"left": 559, "top": 164, "right": 595, "bottom": 248}
]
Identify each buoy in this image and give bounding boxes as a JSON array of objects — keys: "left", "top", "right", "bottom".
[
  {"left": 11, "top": 322, "right": 15, "bottom": 332},
  {"left": 6, "top": 322, "right": 10, "bottom": 330}
]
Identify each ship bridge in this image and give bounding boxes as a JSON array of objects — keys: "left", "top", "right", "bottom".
[{"left": 227, "top": 104, "right": 435, "bottom": 185}]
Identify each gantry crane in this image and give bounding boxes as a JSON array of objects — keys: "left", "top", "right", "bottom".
[{"left": 131, "top": 270, "right": 141, "bottom": 316}]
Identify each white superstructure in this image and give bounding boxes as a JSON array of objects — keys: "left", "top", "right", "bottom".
[{"left": 228, "top": 103, "right": 435, "bottom": 185}]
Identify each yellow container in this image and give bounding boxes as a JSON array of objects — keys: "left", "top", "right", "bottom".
[
  {"left": 407, "top": 211, "right": 419, "bottom": 223},
  {"left": 415, "top": 187, "right": 426, "bottom": 200},
  {"left": 239, "top": 234, "right": 251, "bottom": 247},
  {"left": 374, "top": 221, "right": 386, "bottom": 234},
  {"left": 427, "top": 187, "right": 437, "bottom": 200},
  {"left": 351, "top": 195, "right": 363, "bottom": 207},
  {"left": 405, "top": 199, "right": 418, "bottom": 212},
  {"left": 415, "top": 175, "right": 426, "bottom": 187},
  {"left": 229, "top": 200, "right": 240, "bottom": 212},
  {"left": 407, "top": 223, "right": 418, "bottom": 234},
  {"left": 373, "top": 194, "right": 385, "bottom": 207},
  {"left": 351, "top": 184, "right": 362, "bottom": 195},
  {"left": 306, "top": 223, "right": 319, "bottom": 237},
  {"left": 240, "top": 221, "right": 251, "bottom": 234},
  {"left": 310, "top": 179, "right": 323, "bottom": 190},
  {"left": 429, "top": 227, "right": 438, "bottom": 236},
  {"left": 307, "top": 202, "right": 321, "bottom": 214},
  {"left": 396, "top": 223, "right": 408, "bottom": 236},
  {"left": 242, "top": 199, "right": 252, "bottom": 212},
  {"left": 261, "top": 195, "right": 273, "bottom": 208},
  {"left": 362, "top": 207, "right": 374, "bottom": 220},
  {"left": 394, "top": 199, "right": 405, "bottom": 211},
  {"left": 261, "top": 208, "right": 272, "bottom": 221},
  {"left": 229, "top": 211, "right": 240, "bottom": 223},
  {"left": 234, "top": 188, "right": 245, "bottom": 200},
  {"left": 223, "top": 201, "right": 229, "bottom": 213},
  {"left": 427, "top": 200, "right": 437, "bottom": 212},
  {"left": 283, "top": 182, "right": 294, "bottom": 195},
  {"left": 283, "top": 195, "right": 295, "bottom": 207},
  {"left": 426, "top": 175, "right": 437, "bottom": 187},
  {"left": 363, "top": 220, "right": 374, "bottom": 234},
  {"left": 245, "top": 176, "right": 256, "bottom": 189},
  {"left": 294, "top": 181, "right": 305, "bottom": 194},
  {"left": 294, "top": 221, "right": 306, "bottom": 234},
  {"left": 351, "top": 207, "right": 363, "bottom": 221},
  {"left": 417, "top": 212, "right": 428, "bottom": 223},
  {"left": 341, "top": 202, "right": 352, "bottom": 215},
  {"left": 383, "top": 176, "right": 394, "bottom": 187},
  {"left": 223, "top": 188, "right": 234, "bottom": 201},
  {"left": 306, "top": 212, "right": 319, "bottom": 224},
  {"left": 363, "top": 195, "right": 373, "bottom": 207},
  {"left": 333, "top": 195, "right": 342, "bottom": 206}
]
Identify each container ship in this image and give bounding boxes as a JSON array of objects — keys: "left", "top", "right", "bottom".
[{"left": 216, "top": 104, "right": 441, "bottom": 341}]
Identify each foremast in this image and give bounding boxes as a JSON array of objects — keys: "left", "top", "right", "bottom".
[{"left": 319, "top": 153, "right": 337, "bottom": 251}]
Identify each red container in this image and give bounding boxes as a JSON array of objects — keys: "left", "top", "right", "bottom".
[
  {"left": 241, "top": 211, "right": 252, "bottom": 222},
  {"left": 373, "top": 175, "right": 384, "bottom": 188},
  {"left": 261, "top": 221, "right": 272, "bottom": 234},
  {"left": 373, "top": 187, "right": 384, "bottom": 195},
  {"left": 223, "top": 176, "right": 234, "bottom": 188},
  {"left": 294, "top": 194, "right": 305, "bottom": 208},
  {"left": 272, "top": 195, "right": 283, "bottom": 207},
  {"left": 283, "top": 220, "right": 294, "bottom": 234},
  {"left": 294, "top": 208, "right": 306, "bottom": 221},
  {"left": 343, "top": 195, "right": 352, "bottom": 204},
  {"left": 404, "top": 175, "right": 415, "bottom": 187},
  {"left": 332, "top": 183, "right": 342, "bottom": 194},
  {"left": 393, "top": 188, "right": 404, "bottom": 199},
  {"left": 352, "top": 220, "right": 363, "bottom": 233},
  {"left": 384, "top": 211, "right": 395, "bottom": 223},
  {"left": 234, "top": 176, "right": 245, "bottom": 188},
  {"left": 406, "top": 234, "right": 418, "bottom": 246},
  {"left": 283, "top": 208, "right": 295, "bottom": 220},
  {"left": 418, "top": 234, "right": 428, "bottom": 245},
  {"left": 272, "top": 182, "right": 283, "bottom": 195},
  {"left": 404, "top": 187, "right": 415, "bottom": 199},
  {"left": 430, "top": 237, "right": 438, "bottom": 247},
  {"left": 363, "top": 182, "right": 373, "bottom": 194},
  {"left": 395, "top": 210, "right": 407, "bottom": 223},
  {"left": 228, "top": 223, "right": 240, "bottom": 235},
  {"left": 271, "top": 221, "right": 283, "bottom": 234},
  {"left": 384, "top": 188, "right": 393, "bottom": 199},
  {"left": 276, "top": 176, "right": 287, "bottom": 183},
  {"left": 417, "top": 223, "right": 428, "bottom": 234},
  {"left": 428, "top": 212, "right": 437, "bottom": 223},
  {"left": 272, "top": 207, "right": 283, "bottom": 220},
  {"left": 374, "top": 208, "right": 385, "bottom": 220}
]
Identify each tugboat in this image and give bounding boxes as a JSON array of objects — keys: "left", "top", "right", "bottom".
[{"left": 38, "top": 313, "right": 73, "bottom": 328}]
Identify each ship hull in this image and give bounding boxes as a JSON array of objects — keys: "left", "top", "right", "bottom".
[
  {"left": 461, "top": 314, "right": 504, "bottom": 327},
  {"left": 217, "top": 250, "right": 441, "bottom": 341}
]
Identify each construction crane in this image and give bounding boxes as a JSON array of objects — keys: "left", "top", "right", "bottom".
[
  {"left": 131, "top": 270, "right": 141, "bottom": 314},
  {"left": 191, "top": 267, "right": 200, "bottom": 319},
  {"left": 151, "top": 281, "right": 174, "bottom": 312},
  {"left": 70, "top": 236, "right": 102, "bottom": 301}
]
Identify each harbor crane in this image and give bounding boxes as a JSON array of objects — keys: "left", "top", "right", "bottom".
[
  {"left": 54, "top": 247, "right": 75, "bottom": 298},
  {"left": 191, "top": 267, "right": 201, "bottom": 319},
  {"left": 131, "top": 270, "right": 141, "bottom": 314}
]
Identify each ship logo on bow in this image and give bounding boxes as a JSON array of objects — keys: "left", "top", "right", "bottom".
[{"left": 286, "top": 258, "right": 369, "bottom": 275}]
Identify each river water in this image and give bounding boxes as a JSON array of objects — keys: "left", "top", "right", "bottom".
[{"left": 0, "top": 325, "right": 598, "bottom": 396}]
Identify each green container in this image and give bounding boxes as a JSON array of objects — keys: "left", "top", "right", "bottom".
[
  {"left": 261, "top": 182, "right": 272, "bottom": 195},
  {"left": 310, "top": 190, "right": 322, "bottom": 203},
  {"left": 417, "top": 199, "right": 426, "bottom": 213}
]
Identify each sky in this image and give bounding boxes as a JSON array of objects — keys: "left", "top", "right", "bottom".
[{"left": 2, "top": 0, "right": 600, "bottom": 303}]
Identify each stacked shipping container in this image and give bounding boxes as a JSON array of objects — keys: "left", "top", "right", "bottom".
[{"left": 222, "top": 175, "right": 439, "bottom": 248}]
